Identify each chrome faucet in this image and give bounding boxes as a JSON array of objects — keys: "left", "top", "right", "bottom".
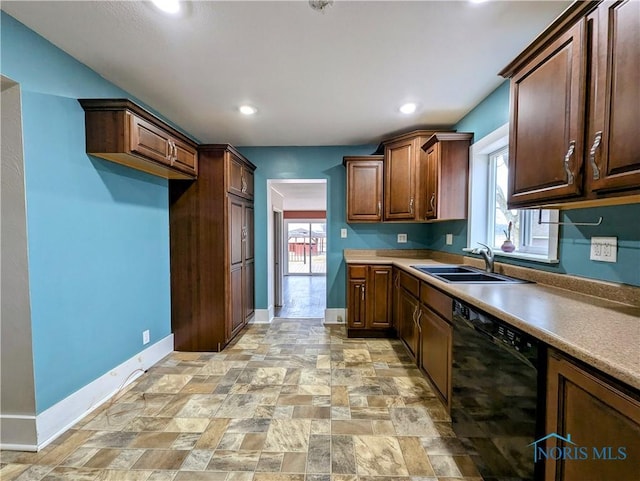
[{"left": 473, "top": 242, "right": 495, "bottom": 273}]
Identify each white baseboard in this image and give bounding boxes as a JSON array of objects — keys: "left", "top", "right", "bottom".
[
  {"left": 324, "top": 308, "right": 346, "bottom": 325},
  {"left": 0, "top": 334, "right": 173, "bottom": 452},
  {"left": 252, "top": 309, "right": 272, "bottom": 323}
]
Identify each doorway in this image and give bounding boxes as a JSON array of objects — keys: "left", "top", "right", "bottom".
[{"left": 270, "top": 179, "right": 327, "bottom": 319}]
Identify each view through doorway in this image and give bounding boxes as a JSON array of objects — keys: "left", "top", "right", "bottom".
[{"left": 270, "top": 180, "right": 327, "bottom": 319}]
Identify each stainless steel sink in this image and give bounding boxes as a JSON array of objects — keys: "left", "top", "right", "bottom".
[{"left": 411, "top": 265, "right": 530, "bottom": 284}]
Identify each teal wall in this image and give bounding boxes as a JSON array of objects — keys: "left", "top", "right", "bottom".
[
  {"left": 1, "top": 12, "right": 181, "bottom": 412},
  {"left": 237, "top": 147, "right": 433, "bottom": 309},
  {"left": 436, "top": 80, "right": 640, "bottom": 287}
]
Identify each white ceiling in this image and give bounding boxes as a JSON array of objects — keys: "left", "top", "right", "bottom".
[
  {"left": 271, "top": 180, "right": 327, "bottom": 209},
  {"left": 2, "top": 0, "right": 570, "bottom": 146}
]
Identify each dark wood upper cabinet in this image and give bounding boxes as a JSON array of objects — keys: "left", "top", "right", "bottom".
[
  {"left": 507, "top": 20, "right": 587, "bottom": 207},
  {"left": 500, "top": 0, "right": 640, "bottom": 208},
  {"left": 228, "top": 152, "right": 254, "bottom": 200},
  {"left": 344, "top": 156, "right": 384, "bottom": 222},
  {"left": 79, "top": 99, "right": 198, "bottom": 180},
  {"left": 421, "top": 132, "right": 473, "bottom": 221},
  {"left": 587, "top": 0, "right": 640, "bottom": 193},
  {"left": 383, "top": 131, "right": 435, "bottom": 221}
]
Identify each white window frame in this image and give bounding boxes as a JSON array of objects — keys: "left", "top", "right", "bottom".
[{"left": 465, "top": 123, "right": 559, "bottom": 264}]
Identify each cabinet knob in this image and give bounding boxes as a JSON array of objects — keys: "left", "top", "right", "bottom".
[
  {"left": 589, "top": 131, "right": 602, "bottom": 180},
  {"left": 563, "top": 140, "right": 576, "bottom": 185},
  {"left": 409, "top": 198, "right": 414, "bottom": 214}
]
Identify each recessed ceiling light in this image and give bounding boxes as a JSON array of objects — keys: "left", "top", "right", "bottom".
[
  {"left": 469, "top": 0, "right": 489, "bottom": 4},
  {"left": 239, "top": 105, "right": 258, "bottom": 115},
  {"left": 399, "top": 103, "right": 417, "bottom": 115},
  {"left": 151, "top": 0, "right": 180, "bottom": 14}
]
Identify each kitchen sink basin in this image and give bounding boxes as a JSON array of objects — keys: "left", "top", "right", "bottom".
[
  {"left": 411, "top": 265, "right": 530, "bottom": 284},
  {"left": 412, "top": 265, "right": 477, "bottom": 275}
]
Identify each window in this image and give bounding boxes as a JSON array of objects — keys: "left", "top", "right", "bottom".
[{"left": 467, "top": 124, "right": 559, "bottom": 263}]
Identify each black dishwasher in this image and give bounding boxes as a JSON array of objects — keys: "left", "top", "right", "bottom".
[{"left": 452, "top": 300, "right": 546, "bottom": 481}]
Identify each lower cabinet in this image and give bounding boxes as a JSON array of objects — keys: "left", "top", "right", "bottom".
[
  {"left": 398, "top": 286, "right": 420, "bottom": 361},
  {"left": 545, "top": 350, "right": 640, "bottom": 480},
  {"left": 347, "top": 264, "right": 392, "bottom": 335},
  {"left": 420, "top": 305, "right": 453, "bottom": 410}
]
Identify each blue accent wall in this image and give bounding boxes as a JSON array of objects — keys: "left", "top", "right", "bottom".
[
  {"left": 2, "top": 12, "right": 178, "bottom": 412},
  {"left": 442, "top": 79, "right": 640, "bottom": 287},
  {"left": 237, "top": 146, "right": 433, "bottom": 309}
]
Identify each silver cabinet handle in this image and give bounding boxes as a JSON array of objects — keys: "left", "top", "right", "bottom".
[
  {"left": 412, "top": 304, "right": 418, "bottom": 322},
  {"left": 589, "top": 131, "right": 602, "bottom": 180},
  {"left": 409, "top": 198, "right": 414, "bottom": 214},
  {"left": 361, "top": 284, "right": 365, "bottom": 301},
  {"left": 377, "top": 201, "right": 381, "bottom": 217},
  {"left": 167, "top": 140, "right": 173, "bottom": 161},
  {"left": 564, "top": 140, "right": 576, "bottom": 185},
  {"left": 430, "top": 193, "right": 436, "bottom": 211},
  {"left": 241, "top": 176, "right": 247, "bottom": 193},
  {"left": 416, "top": 309, "right": 422, "bottom": 331}
]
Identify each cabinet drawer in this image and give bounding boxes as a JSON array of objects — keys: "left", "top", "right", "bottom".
[
  {"left": 420, "top": 283, "right": 452, "bottom": 321},
  {"left": 348, "top": 265, "right": 367, "bottom": 279},
  {"left": 399, "top": 270, "right": 420, "bottom": 298}
]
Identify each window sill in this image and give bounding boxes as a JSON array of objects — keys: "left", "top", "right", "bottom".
[{"left": 462, "top": 248, "right": 560, "bottom": 265}]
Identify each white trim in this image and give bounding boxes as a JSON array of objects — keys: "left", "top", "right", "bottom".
[
  {"left": 251, "top": 309, "right": 272, "bottom": 323},
  {"left": 0, "top": 334, "right": 174, "bottom": 452},
  {"left": 468, "top": 123, "right": 510, "bottom": 249},
  {"left": 324, "top": 308, "right": 346, "bottom": 325}
]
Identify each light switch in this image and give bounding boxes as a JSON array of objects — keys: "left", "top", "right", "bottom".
[
  {"left": 397, "top": 233, "right": 407, "bottom": 243},
  {"left": 446, "top": 234, "right": 453, "bottom": 245},
  {"left": 340, "top": 228, "right": 347, "bottom": 238},
  {"left": 590, "top": 236, "right": 617, "bottom": 263}
]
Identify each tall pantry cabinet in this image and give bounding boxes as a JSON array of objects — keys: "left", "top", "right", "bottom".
[{"left": 170, "top": 144, "right": 256, "bottom": 351}]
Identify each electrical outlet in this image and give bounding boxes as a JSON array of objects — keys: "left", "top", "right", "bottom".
[
  {"left": 446, "top": 234, "right": 453, "bottom": 245},
  {"left": 142, "top": 330, "right": 150, "bottom": 345},
  {"left": 397, "top": 233, "right": 407, "bottom": 243},
  {"left": 341, "top": 228, "right": 347, "bottom": 238},
  {"left": 590, "top": 237, "right": 617, "bottom": 263}
]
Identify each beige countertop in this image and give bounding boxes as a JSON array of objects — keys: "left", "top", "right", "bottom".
[{"left": 344, "top": 250, "right": 640, "bottom": 391}]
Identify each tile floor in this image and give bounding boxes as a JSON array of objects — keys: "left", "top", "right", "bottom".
[
  {"left": 0, "top": 319, "right": 483, "bottom": 481},
  {"left": 274, "top": 277, "right": 326, "bottom": 319}
]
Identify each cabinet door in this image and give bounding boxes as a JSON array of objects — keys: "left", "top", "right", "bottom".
[
  {"left": 347, "top": 160, "right": 384, "bottom": 222},
  {"left": 129, "top": 114, "right": 171, "bottom": 165},
  {"left": 171, "top": 137, "right": 198, "bottom": 176},
  {"left": 545, "top": 352, "right": 640, "bottom": 480},
  {"left": 229, "top": 266, "right": 244, "bottom": 340},
  {"left": 227, "top": 154, "right": 244, "bottom": 197},
  {"left": 399, "top": 289, "right": 419, "bottom": 360},
  {"left": 385, "top": 139, "right": 417, "bottom": 220},
  {"left": 243, "top": 204, "right": 254, "bottom": 262},
  {"left": 244, "top": 260, "right": 255, "bottom": 323},
  {"left": 229, "top": 198, "right": 243, "bottom": 267},
  {"left": 243, "top": 168, "right": 254, "bottom": 200},
  {"left": 420, "top": 306, "right": 452, "bottom": 406},
  {"left": 508, "top": 21, "right": 587, "bottom": 207},
  {"left": 347, "top": 278, "right": 367, "bottom": 329},
  {"left": 587, "top": 0, "right": 640, "bottom": 193},
  {"left": 424, "top": 143, "right": 439, "bottom": 220},
  {"left": 367, "top": 266, "right": 392, "bottom": 328}
]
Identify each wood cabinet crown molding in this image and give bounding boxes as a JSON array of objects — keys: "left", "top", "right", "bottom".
[{"left": 79, "top": 98, "right": 198, "bottom": 179}]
